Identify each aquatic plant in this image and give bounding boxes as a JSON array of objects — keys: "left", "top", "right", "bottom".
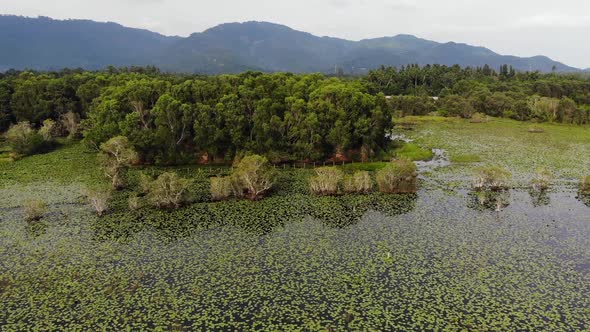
[
  {"left": 83, "top": 189, "right": 111, "bottom": 217},
  {"left": 99, "top": 136, "right": 138, "bottom": 190},
  {"left": 470, "top": 190, "right": 511, "bottom": 211},
  {"left": 127, "top": 194, "right": 142, "bottom": 211},
  {"left": 309, "top": 167, "right": 343, "bottom": 195},
  {"left": 231, "top": 155, "right": 276, "bottom": 200},
  {"left": 145, "top": 172, "right": 190, "bottom": 209},
  {"left": 581, "top": 175, "right": 590, "bottom": 193},
  {"left": 342, "top": 171, "right": 372, "bottom": 194},
  {"left": 531, "top": 168, "right": 554, "bottom": 191},
  {"left": 23, "top": 199, "right": 47, "bottom": 221},
  {"left": 375, "top": 159, "right": 417, "bottom": 193},
  {"left": 472, "top": 166, "right": 511, "bottom": 191},
  {"left": 394, "top": 143, "right": 433, "bottom": 161},
  {"left": 210, "top": 176, "right": 233, "bottom": 201}
]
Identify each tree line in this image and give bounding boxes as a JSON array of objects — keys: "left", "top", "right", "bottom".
[
  {"left": 2, "top": 65, "right": 590, "bottom": 164},
  {"left": 366, "top": 64, "right": 590, "bottom": 122}
]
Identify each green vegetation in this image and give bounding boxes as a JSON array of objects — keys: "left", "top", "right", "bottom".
[
  {"left": 23, "top": 199, "right": 47, "bottom": 221},
  {"left": 1, "top": 118, "right": 589, "bottom": 330},
  {"left": 1, "top": 66, "right": 590, "bottom": 330},
  {"left": 342, "top": 171, "right": 372, "bottom": 194},
  {"left": 376, "top": 159, "right": 418, "bottom": 193},
  {"left": 83, "top": 188, "right": 111, "bottom": 217},
  {"left": 144, "top": 172, "right": 191, "bottom": 209},
  {"left": 581, "top": 175, "right": 590, "bottom": 193},
  {"left": 403, "top": 117, "right": 590, "bottom": 179},
  {"left": 210, "top": 176, "right": 233, "bottom": 201},
  {"left": 98, "top": 136, "right": 138, "bottom": 190},
  {"left": 394, "top": 142, "right": 434, "bottom": 161},
  {"left": 531, "top": 168, "right": 554, "bottom": 191},
  {"left": 472, "top": 166, "right": 512, "bottom": 191},
  {"left": 231, "top": 155, "right": 276, "bottom": 200},
  {"left": 309, "top": 167, "right": 344, "bottom": 196},
  {"left": 450, "top": 154, "right": 481, "bottom": 163},
  {"left": 4, "top": 121, "right": 44, "bottom": 158}
]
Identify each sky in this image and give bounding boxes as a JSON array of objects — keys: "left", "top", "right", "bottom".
[{"left": 2, "top": 0, "right": 589, "bottom": 68}]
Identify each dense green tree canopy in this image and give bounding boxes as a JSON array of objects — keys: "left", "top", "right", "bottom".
[{"left": 1, "top": 65, "right": 589, "bottom": 164}]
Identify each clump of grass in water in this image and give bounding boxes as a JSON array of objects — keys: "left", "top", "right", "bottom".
[
  {"left": 210, "top": 176, "right": 234, "bottom": 201},
  {"left": 23, "top": 199, "right": 47, "bottom": 221},
  {"left": 309, "top": 167, "right": 343, "bottom": 196},
  {"left": 83, "top": 188, "right": 111, "bottom": 217},
  {"left": 376, "top": 159, "right": 418, "bottom": 194},
  {"left": 471, "top": 166, "right": 512, "bottom": 211},
  {"left": 531, "top": 168, "right": 554, "bottom": 191},
  {"left": 472, "top": 166, "right": 512, "bottom": 191},
  {"left": 342, "top": 171, "right": 372, "bottom": 194},
  {"left": 580, "top": 175, "right": 590, "bottom": 193}
]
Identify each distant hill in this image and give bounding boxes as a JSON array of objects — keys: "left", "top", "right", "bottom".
[{"left": 0, "top": 15, "right": 581, "bottom": 74}]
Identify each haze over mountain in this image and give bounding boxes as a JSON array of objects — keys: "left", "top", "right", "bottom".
[{"left": 0, "top": 15, "right": 580, "bottom": 74}]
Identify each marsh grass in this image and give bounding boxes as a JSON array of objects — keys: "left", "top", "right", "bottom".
[
  {"left": 84, "top": 189, "right": 111, "bottom": 217},
  {"left": 23, "top": 200, "right": 47, "bottom": 221},
  {"left": 472, "top": 166, "right": 512, "bottom": 191},
  {"left": 309, "top": 167, "right": 343, "bottom": 195},
  {"left": 402, "top": 117, "right": 590, "bottom": 180},
  {"left": 531, "top": 168, "right": 554, "bottom": 191},
  {"left": 580, "top": 175, "right": 590, "bottom": 193},
  {"left": 376, "top": 159, "right": 417, "bottom": 193},
  {"left": 450, "top": 154, "right": 481, "bottom": 163},
  {"left": 210, "top": 176, "right": 233, "bottom": 201},
  {"left": 394, "top": 143, "right": 433, "bottom": 161},
  {"left": 342, "top": 171, "right": 372, "bottom": 194}
]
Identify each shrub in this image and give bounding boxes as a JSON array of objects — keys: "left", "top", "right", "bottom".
[
  {"left": 309, "top": 167, "right": 343, "bottom": 195},
  {"left": 472, "top": 166, "right": 512, "bottom": 191},
  {"left": 210, "top": 176, "right": 233, "bottom": 201},
  {"left": 342, "top": 171, "right": 372, "bottom": 194},
  {"left": 24, "top": 200, "right": 47, "bottom": 221},
  {"left": 531, "top": 168, "right": 554, "bottom": 191},
  {"left": 128, "top": 194, "right": 142, "bottom": 211},
  {"left": 376, "top": 159, "right": 418, "bottom": 193},
  {"left": 232, "top": 155, "right": 276, "bottom": 200},
  {"left": 84, "top": 189, "right": 111, "bottom": 217},
  {"left": 99, "top": 136, "right": 138, "bottom": 190},
  {"left": 145, "top": 172, "right": 190, "bottom": 209},
  {"left": 39, "top": 119, "right": 59, "bottom": 141},
  {"left": 469, "top": 112, "right": 487, "bottom": 123},
  {"left": 60, "top": 111, "right": 80, "bottom": 139},
  {"left": 580, "top": 175, "right": 590, "bottom": 193},
  {"left": 5, "top": 122, "right": 44, "bottom": 157}
]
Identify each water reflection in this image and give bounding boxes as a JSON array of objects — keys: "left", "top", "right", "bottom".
[
  {"left": 530, "top": 189, "right": 550, "bottom": 207},
  {"left": 468, "top": 190, "right": 511, "bottom": 211},
  {"left": 576, "top": 191, "right": 590, "bottom": 207}
]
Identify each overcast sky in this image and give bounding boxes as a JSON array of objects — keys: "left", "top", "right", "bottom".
[{"left": 3, "top": 0, "right": 589, "bottom": 68}]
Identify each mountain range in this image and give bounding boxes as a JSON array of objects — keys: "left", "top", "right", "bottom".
[{"left": 0, "top": 15, "right": 581, "bottom": 74}]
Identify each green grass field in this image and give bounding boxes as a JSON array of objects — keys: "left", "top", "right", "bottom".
[{"left": 399, "top": 117, "right": 590, "bottom": 181}]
